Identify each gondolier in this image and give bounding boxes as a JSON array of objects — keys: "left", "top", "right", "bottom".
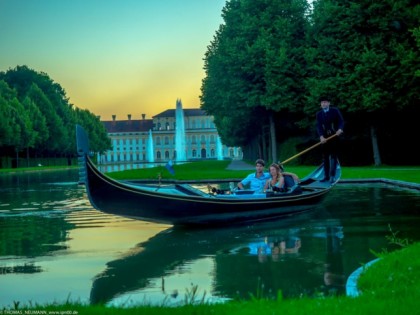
[{"left": 316, "top": 96, "right": 344, "bottom": 183}]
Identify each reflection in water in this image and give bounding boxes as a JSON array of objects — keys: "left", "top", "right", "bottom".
[
  {"left": 90, "top": 212, "right": 346, "bottom": 305},
  {"left": 0, "top": 169, "right": 419, "bottom": 307},
  {"left": 97, "top": 163, "right": 165, "bottom": 173},
  {"left": 0, "top": 263, "right": 42, "bottom": 275},
  {"left": 323, "top": 227, "right": 346, "bottom": 295}
]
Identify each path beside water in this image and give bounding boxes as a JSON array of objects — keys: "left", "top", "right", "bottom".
[{"left": 225, "top": 160, "right": 254, "bottom": 171}]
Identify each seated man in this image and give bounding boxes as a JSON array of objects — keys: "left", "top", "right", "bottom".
[{"left": 237, "top": 159, "right": 270, "bottom": 192}]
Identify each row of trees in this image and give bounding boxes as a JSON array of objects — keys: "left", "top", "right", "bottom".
[
  {"left": 0, "top": 65, "right": 110, "bottom": 167},
  {"left": 201, "top": 0, "right": 419, "bottom": 165}
]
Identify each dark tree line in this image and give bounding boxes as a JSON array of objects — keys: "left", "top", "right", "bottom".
[
  {"left": 0, "top": 65, "right": 111, "bottom": 167},
  {"left": 201, "top": 0, "right": 419, "bottom": 166}
]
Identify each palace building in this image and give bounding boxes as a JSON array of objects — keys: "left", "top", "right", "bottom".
[{"left": 98, "top": 100, "right": 242, "bottom": 164}]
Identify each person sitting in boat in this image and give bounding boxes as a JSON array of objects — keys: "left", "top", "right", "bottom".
[
  {"left": 263, "top": 163, "right": 285, "bottom": 192},
  {"left": 278, "top": 164, "right": 300, "bottom": 186},
  {"left": 237, "top": 159, "right": 270, "bottom": 192}
]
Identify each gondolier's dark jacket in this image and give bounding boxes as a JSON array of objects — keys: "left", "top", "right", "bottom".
[{"left": 316, "top": 107, "right": 344, "bottom": 137}]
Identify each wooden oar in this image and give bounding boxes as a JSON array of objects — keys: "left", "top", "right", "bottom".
[{"left": 281, "top": 134, "right": 338, "bottom": 165}]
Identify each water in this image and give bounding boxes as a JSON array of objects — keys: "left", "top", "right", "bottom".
[
  {"left": 98, "top": 162, "right": 165, "bottom": 173},
  {"left": 147, "top": 129, "right": 154, "bottom": 163},
  {"left": 175, "top": 99, "right": 186, "bottom": 162},
  {"left": 0, "top": 170, "right": 419, "bottom": 308}
]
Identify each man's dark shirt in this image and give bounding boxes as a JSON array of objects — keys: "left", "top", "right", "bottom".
[{"left": 316, "top": 107, "right": 344, "bottom": 137}]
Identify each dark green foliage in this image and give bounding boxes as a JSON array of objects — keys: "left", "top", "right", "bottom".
[
  {"left": 201, "top": 0, "right": 310, "bottom": 158},
  {"left": 0, "top": 65, "right": 111, "bottom": 163},
  {"left": 202, "top": 0, "right": 420, "bottom": 165}
]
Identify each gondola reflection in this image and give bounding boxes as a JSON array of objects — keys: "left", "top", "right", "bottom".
[{"left": 90, "top": 210, "right": 345, "bottom": 305}]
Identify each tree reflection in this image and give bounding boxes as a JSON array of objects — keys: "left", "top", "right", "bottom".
[{"left": 90, "top": 212, "right": 346, "bottom": 304}]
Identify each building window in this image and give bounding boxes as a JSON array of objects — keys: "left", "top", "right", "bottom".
[
  {"left": 166, "top": 122, "right": 170, "bottom": 130},
  {"left": 201, "top": 135, "right": 205, "bottom": 143},
  {"left": 164, "top": 136, "right": 169, "bottom": 145},
  {"left": 156, "top": 136, "right": 161, "bottom": 145},
  {"left": 230, "top": 149, "right": 234, "bottom": 157},
  {"left": 165, "top": 151, "right": 170, "bottom": 159},
  {"left": 192, "top": 150, "right": 197, "bottom": 157},
  {"left": 192, "top": 135, "right": 197, "bottom": 144},
  {"left": 211, "top": 149, "right": 215, "bottom": 157},
  {"left": 157, "top": 151, "right": 161, "bottom": 159}
]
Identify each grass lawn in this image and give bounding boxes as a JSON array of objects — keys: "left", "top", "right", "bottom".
[
  {"left": 102, "top": 160, "right": 420, "bottom": 184},
  {"left": 2, "top": 160, "right": 419, "bottom": 184}
]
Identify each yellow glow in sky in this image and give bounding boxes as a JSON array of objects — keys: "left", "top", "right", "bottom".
[{"left": 0, "top": 0, "right": 226, "bottom": 120}]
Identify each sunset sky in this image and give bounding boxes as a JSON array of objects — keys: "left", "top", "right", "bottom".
[{"left": 0, "top": 0, "right": 226, "bottom": 120}]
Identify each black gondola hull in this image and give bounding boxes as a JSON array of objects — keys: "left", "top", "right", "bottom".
[{"left": 76, "top": 125, "right": 339, "bottom": 226}]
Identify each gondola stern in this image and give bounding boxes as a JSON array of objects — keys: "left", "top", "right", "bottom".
[{"left": 76, "top": 124, "right": 90, "bottom": 186}]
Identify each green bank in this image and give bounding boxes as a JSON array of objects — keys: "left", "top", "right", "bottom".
[
  {"left": 1, "top": 160, "right": 419, "bottom": 184},
  {"left": 104, "top": 160, "right": 420, "bottom": 184}
]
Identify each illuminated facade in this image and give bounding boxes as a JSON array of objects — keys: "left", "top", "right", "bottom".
[{"left": 98, "top": 108, "right": 242, "bottom": 164}]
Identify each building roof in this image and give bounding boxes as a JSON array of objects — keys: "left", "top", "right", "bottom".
[
  {"left": 153, "top": 108, "right": 207, "bottom": 118},
  {"left": 102, "top": 119, "right": 153, "bottom": 133},
  {"left": 102, "top": 108, "right": 209, "bottom": 133}
]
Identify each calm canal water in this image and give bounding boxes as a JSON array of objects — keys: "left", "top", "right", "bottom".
[{"left": 0, "top": 169, "right": 419, "bottom": 307}]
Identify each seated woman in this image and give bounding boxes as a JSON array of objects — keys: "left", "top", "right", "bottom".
[
  {"left": 279, "top": 164, "right": 300, "bottom": 187},
  {"left": 263, "top": 163, "right": 285, "bottom": 192}
]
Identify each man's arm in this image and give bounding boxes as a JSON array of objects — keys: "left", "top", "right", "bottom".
[{"left": 238, "top": 174, "right": 251, "bottom": 190}]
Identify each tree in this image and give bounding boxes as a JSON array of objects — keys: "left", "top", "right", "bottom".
[
  {"left": 0, "top": 81, "right": 19, "bottom": 147},
  {"left": 22, "top": 96, "right": 49, "bottom": 150},
  {"left": 201, "top": 0, "right": 309, "bottom": 162},
  {"left": 74, "top": 108, "right": 111, "bottom": 153},
  {"left": 0, "top": 65, "right": 111, "bottom": 160},
  {"left": 305, "top": 0, "right": 420, "bottom": 165},
  {"left": 24, "top": 83, "right": 67, "bottom": 153}
]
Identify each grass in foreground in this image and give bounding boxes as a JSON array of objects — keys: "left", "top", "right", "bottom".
[{"left": 9, "top": 242, "right": 420, "bottom": 314}]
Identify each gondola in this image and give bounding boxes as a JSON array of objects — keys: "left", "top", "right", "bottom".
[{"left": 76, "top": 125, "right": 340, "bottom": 225}]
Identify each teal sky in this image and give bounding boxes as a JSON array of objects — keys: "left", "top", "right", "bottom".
[{"left": 0, "top": 0, "right": 226, "bottom": 120}]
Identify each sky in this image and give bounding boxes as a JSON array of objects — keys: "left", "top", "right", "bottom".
[{"left": 0, "top": 0, "right": 226, "bottom": 120}]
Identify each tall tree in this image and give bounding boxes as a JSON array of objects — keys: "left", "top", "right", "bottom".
[
  {"left": 21, "top": 96, "right": 49, "bottom": 150},
  {"left": 0, "top": 65, "right": 111, "bottom": 158},
  {"left": 74, "top": 108, "right": 111, "bottom": 153},
  {"left": 0, "top": 81, "right": 20, "bottom": 147},
  {"left": 201, "top": 0, "right": 309, "bottom": 162},
  {"left": 305, "top": 0, "right": 420, "bottom": 165},
  {"left": 25, "top": 83, "right": 67, "bottom": 153}
]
